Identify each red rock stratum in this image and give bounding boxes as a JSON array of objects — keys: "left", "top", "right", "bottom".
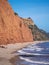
[{"left": 0, "top": 0, "right": 33, "bottom": 44}]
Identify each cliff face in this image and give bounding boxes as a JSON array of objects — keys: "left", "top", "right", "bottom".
[
  {"left": 23, "top": 18, "right": 49, "bottom": 41},
  {"left": 0, "top": 0, "right": 33, "bottom": 45}
]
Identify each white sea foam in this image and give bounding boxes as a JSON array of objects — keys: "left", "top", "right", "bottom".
[
  {"left": 18, "top": 50, "right": 26, "bottom": 54},
  {"left": 18, "top": 50, "right": 48, "bottom": 56},
  {"left": 28, "top": 45, "right": 44, "bottom": 51},
  {"left": 23, "top": 48, "right": 43, "bottom": 52},
  {"left": 20, "top": 57, "right": 49, "bottom": 64},
  {"left": 23, "top": 48, "right": 35, "bottom": 51},
  {"left": 35, "top": 48, "right": 43, "bottom": 51}
]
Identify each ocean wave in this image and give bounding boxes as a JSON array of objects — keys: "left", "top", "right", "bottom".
[
  {"left": 23, "top": 47, "right": 43, "bottom": 51},
  {"left": 18, "top": 50, "right": 49, "bottom": 56},
  {"left": 27, "top": 45, "right": 44, "bottom": 51},
  {"left": 20, "top": 57, "right": 49, "bottom": 64}
]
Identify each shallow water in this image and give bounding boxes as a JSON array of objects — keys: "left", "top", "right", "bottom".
[{"left": 16, "top": 42, "right": 49, "bottom": 65}]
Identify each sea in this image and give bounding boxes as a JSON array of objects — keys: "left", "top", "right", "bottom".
[{"left": 16, "top": 42, "right": 49, "bottom": 65}]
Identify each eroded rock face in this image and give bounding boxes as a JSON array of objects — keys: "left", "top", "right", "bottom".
[
  {"left": 23, "top": 18, "right": 49, "bottom": 41},
  {"left": 0, "top": 0, "right": 33, "bottom": 44},
  {"left": 22, "top": 18, "right": 34, "bottom": 26}
]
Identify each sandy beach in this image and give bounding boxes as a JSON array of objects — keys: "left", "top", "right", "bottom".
[{"left": 0, "top": 41, "right": 49, "bottom": 65}]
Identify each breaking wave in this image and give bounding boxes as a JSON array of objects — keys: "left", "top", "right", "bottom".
[{"left": 20, "top": 57, "right": 49, "bottom": 64}]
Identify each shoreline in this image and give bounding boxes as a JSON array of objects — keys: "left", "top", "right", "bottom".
[{"left": 0, "top": 41, "right": 49, "bottom": 65}]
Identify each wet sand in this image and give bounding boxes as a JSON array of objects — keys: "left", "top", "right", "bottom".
[
  {"left": 0, "top": 57, "right": 12, "bottom": 65},
  {"left": 10, "top": 56, "right": 21, "bottom": 65}
]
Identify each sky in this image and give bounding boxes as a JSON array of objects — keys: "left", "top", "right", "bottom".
[{"left": 8, "top": 0, "right": 49, "bottom": 32}]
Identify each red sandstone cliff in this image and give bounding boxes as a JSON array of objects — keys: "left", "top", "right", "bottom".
[{"left": 0, "top": 0, "right": 33, "bottom": 45}]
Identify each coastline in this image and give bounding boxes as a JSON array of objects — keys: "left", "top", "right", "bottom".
[{"left": 0, "top": 41, "right": 49, "bottom": 65}]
